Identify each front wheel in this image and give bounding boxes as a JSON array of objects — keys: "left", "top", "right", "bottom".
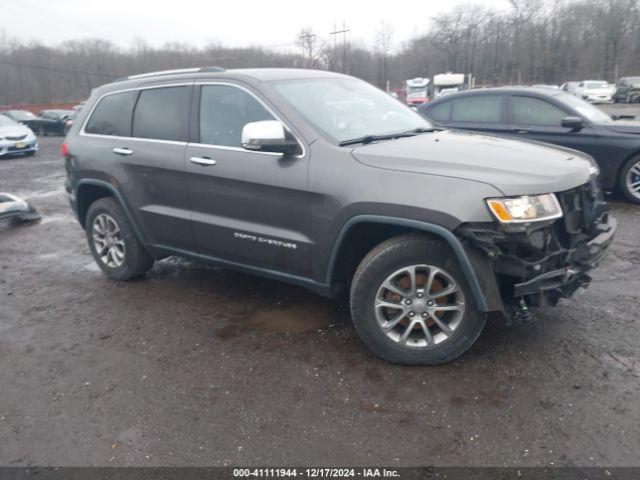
[
  {"left": 85, "top": 197, "right": 154, "bottom": 280},
  {"left": 619, "top": 156, "right": 640, "bottom": 204},
  {"left": 350, "top": 234, "right": 485, "bottom": 365}
]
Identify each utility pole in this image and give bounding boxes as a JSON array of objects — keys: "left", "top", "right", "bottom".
[
  {"left": 298, "top": 31, "right": 316, "bottom": 68},
  {"left": 330, "top": 22, "right": 350, "bottom": 73}
]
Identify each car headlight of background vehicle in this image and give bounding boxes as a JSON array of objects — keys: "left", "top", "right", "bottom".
[{"left": 486, "top": 193, "right": 563, "bottom": 223}]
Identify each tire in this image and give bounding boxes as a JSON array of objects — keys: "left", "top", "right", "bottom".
[
  {"left": 37, "top": 126, "right": 47, "bottom": 136},
  {"left": 24, "top": 151, "right": 36, "bottom": 157},
  {"left": 350, "top": 234, "right": 486, "bottom": 365},
  {"left": 85, "top": 197, "right": 154, "bottom": 280},
  {"left": 619, "top": 156, "right": 640, "bottom": 204}
]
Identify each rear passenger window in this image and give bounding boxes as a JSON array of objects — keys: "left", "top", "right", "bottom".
[
  {"left": 132, "top": 86, "right": 190, "bottom": 142},
  {"left": 451, "top": 96, "right": 503, "bottom": 123},
  {"left": 199, "top": 85, "right": 275, "bottom": 147},
  {"left": 427, "top": 102, "right": 451, "bottom": 122},
  {"left": 85, "top": 91, "right": 137, "bottom": 136}
]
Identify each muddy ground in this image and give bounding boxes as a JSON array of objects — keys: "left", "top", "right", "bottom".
[{"left": 1, "top": 125, "right": 639, "bottom": 467}]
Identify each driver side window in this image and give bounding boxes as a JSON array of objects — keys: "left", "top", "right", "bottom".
[
  {"left": 199, "top": 85, "right": 275, "bottom": 147},
  {"left": 510, "top": 96, "right": 567, "bottom": 126}
]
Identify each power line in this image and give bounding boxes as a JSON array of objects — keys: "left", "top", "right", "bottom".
[
  {"left": 330, "top": 22, "right": 351, "bottom": 73},
  {"left": 0, "top": 59, "right": 119, "bottom": 78},
  {"left": 298, "top": 31, "right": 317, "bottom": 67}
]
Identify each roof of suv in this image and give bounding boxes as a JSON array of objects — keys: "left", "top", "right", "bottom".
[{"left": 95, "top": 67, "right": 348, "bottom": 96}]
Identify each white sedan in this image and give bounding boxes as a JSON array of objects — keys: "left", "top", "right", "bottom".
[
  {"left": 0, "top": 114, "right": 38, "bottom": 158},
  {"left": 574, "top": 80, "right": 614, "bottom": 103}
]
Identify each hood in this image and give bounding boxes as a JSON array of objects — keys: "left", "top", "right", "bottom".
[
  {"left": 583, "top": 88, "right": 612, "bottom": 96},
  {"left": 351, "top": 130, "right": 593, "bottom": 196},
  {"left": 0, "top": 124, "right": 32, "bottom": 138},
  {"left": 603, "top": 119, "right": 640, "bottom": 134}
]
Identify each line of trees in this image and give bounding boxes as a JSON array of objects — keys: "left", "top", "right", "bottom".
[{"left": 1, "top": 0, "right": 639, "bottom": 105}]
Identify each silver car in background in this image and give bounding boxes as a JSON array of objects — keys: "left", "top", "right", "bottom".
[{"left": 0, "top": 115, "right": 38, "bottom": 158}]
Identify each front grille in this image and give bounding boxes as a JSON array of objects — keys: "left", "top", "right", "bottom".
[
  {"left": 5, "top": 134, "right": 27, "bottom": 141},
  {"left": 7, "top": 143, "right": 33, "bottom": 152},
  {"left": 555, "top": 180, "right": 606, "bottom": 248}
]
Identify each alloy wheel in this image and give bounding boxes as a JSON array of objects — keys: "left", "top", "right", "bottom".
[
  {"left": 92, "top": 213, "right": 125, "bottom": 268},
  {"left": 374, "top": 264, "right": 465, "bottom": 348},
  {"left": 626, "top": 160, "right": 640, "bottom": 200}
]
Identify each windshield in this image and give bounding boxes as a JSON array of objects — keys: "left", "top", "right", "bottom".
[
  {"left": 273, "top": 77, "right": 433, "bottom": 143},
  {"left": 10, "top": 110, "right": 37, "bottom": 121},
  {"left": 557, "top": 93, "right": 612, "bottom": 123},
  {"left": 585, "top": 81, "right": 608, "bottom": 89}
]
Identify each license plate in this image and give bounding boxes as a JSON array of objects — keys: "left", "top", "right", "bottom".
[{"left": 15, "top": 142, "right": 26, "bottom": 148}]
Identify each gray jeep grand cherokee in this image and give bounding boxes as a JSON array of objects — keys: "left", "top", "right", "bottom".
[{"left": 63, "top": 67, "right": 616, "bottom": 365}]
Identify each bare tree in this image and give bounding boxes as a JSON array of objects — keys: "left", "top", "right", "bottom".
[
  {"left": 374, "top": 22, "right": 394, "bottom": 89},
  {"left": 3, "top": 0, "right": 640, "bottom": 105},
  {"left": 296, "top": 28, "right": 320, "bottom": 68}
]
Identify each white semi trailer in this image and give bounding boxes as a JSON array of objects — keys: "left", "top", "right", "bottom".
[{"left": 405, "top": 77, "right": 430, "bottom": 106}]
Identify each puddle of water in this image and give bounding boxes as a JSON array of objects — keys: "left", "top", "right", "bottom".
[
  {"left": 216, "top": 297, "right": 337, "bottom": 339},
  {"left": 250, "top": 301, "right": 334, "bottom": 333},
  {"left": 39, "top": 214, "right": 75, "bottom": 225},
  {"left": 36, "top": 252, "right": 61, "bottom": 260},
  {"left": 19, "top": 189, "right": 66, "bottom": 200}
]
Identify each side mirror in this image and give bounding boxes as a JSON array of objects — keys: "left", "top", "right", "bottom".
[
  {"left": 561, "top": 116, "right": 583, "bottom": 130},
  {"left": 241, "top": 120, "right": 298, "bottom": 155}
]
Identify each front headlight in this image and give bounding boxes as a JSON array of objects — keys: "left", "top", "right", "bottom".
[{"left": 486, "top": 193, "right": 563, "bottom": 223}]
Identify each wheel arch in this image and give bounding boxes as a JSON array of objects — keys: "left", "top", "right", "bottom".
[
  {"left": 76, "top": 179, "right": 149, "bottom": 247},
  {"left": 76, "top": 181, "right": 113, "bottom": 227},
  {"left": 618, "top": 149, "right": 640, "bottom": 183},
  {"left": 326, "top": 215, "right": 490, "bottom": 312}
]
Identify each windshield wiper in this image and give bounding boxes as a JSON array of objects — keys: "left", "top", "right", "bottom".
[
  {"left": 402, "top": 127, "right": 440, "bottom": 134},
  {"left": 338, "top": 127, "right": 439, "bottom": 147}
]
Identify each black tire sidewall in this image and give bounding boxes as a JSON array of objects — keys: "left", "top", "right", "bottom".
[
  {"left": 350, "top": 236, "right": 486, "bottom": 365},
  {"left": 85, "top": 198, "right": 152, "bottom": 280}
]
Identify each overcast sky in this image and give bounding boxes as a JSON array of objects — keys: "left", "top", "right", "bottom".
[{"left": 2, "top": 0, "right": 512, "bottom": 51}]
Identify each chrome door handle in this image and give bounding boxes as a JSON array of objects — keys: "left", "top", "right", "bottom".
[
  {"left": 189, "top": 156, "right": 217, "bottom": 166},
  {"left": 113, "top": 147, "right": 133, "bottom": 156}
]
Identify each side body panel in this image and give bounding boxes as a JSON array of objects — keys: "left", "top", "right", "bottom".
[
  {"left": 69, "top": 81, "right": 194, "bottom": 249},
  {"left": 185, "top": 144, "right": 312, "bottom": 276},
  {"left": 183, "top": 81, "right": 313, "bottom": 277}
]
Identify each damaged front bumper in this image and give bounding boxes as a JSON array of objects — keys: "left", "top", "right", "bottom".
[
  {"left": 458, "top": 183, "right": 616, "bottom": 320},
  {"left": 511, "top": 214, "right": 616, "bottom": 298}
]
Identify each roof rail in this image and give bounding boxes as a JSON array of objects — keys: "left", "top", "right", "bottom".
[
  {"left": 124, "top": 66, "right": 226, "bottom": 81},
  {"left": 199, "top": 66, "right": 226, "bottom": 73}
]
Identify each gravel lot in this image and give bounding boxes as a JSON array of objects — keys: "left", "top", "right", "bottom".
[{"left": 1, "top": 118, "right": 639, "bottom": 467}]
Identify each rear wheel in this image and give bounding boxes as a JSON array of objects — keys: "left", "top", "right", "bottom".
[
  {"left": 619, "top": 156, "right": 640, "bottom": 204},
  {"left": 85, "top": 197, "right": 154, "bottom": 280},
  {"left": 350, "top": 234, "right": 485, "bottom": 365}
]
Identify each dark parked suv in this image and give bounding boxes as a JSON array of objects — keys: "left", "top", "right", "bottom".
[
  {"left": 613, "top": 76, "right": 640, "bottom": 103},
  {"left": 64, "top": 68, "right": 616, "bottom": 365}
]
